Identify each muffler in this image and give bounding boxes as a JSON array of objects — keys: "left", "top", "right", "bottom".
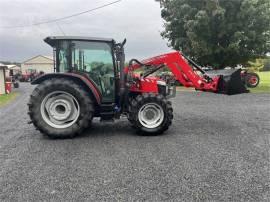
[{"left": 207, "top": 69, "right": 249, "bottom": 95}]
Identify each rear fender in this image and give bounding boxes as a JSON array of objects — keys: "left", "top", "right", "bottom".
[{"left": 31, "top": 73, "right": 101, "bottom": 104}]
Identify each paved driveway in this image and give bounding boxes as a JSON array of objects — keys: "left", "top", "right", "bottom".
[{"left": 0, "top": 83, "right": 269, "bottom": 201}]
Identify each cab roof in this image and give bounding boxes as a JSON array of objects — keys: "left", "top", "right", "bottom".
[{"left": 44, "top": 36, "right": 115, "bottom": 47}]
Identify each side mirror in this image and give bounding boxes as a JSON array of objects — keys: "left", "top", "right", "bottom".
[{"left": 122, "top": 38, "right": 127, "bottom": 47}]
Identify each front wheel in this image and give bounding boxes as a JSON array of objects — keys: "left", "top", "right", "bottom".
[
  {"left": 28, "top": 78, "right": 94, "bottom": 138},
  {"left": 129, "top": 93, "right": 173, "bottom": 135}
]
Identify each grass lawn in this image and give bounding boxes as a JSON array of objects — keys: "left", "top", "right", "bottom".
[
  {"left": 249, "top": 71, "right": 270, "bottom": 93},
  {"left": 0, "top": 92, "right": 18, "bottom": 107}
]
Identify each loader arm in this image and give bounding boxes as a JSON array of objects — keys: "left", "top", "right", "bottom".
[{"left": 132, "top": 51, "right": 220, "bottom": 92}]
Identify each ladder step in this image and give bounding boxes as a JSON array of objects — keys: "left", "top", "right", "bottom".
[
  {"left": 100, "top": 118, "right": 114, "bottom": 123},
  {"left": 100, "top": 111, "right": 114, "bottom": 121},
  {"left": 100, "top": 103, "right": 115, "bottom": 112}
]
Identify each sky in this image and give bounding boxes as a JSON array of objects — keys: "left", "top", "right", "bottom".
[{"left": 0, "top": 0, "right": 172, "bottom": 62}]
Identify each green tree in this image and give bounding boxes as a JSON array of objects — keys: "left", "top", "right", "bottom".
[
  {"left": 247, "top": 58, "right": 264, "bottom": 71},
  {"left": 158, "top": 0, "right": 270, "bottom": 68}
]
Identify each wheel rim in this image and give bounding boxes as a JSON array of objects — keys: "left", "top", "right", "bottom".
[
  {"left": 249, "top": 76, "right": 258, "bottom": 86},
  {"left": 138, "top": 103, "right": 164, "bottom": 129},
  {"left": 40, "top": 91, "right": 80, "bottom": 129}
]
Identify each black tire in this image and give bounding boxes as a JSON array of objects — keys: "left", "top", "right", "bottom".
[
  {"left": 128, "top": 93, "right": 173, "bottom": 135},
  {"left": 127, "top": 97, "right": 136, "bottom": 128},
  {"left": 245, "top": 72, "right": 260, "bottom": 88},
  {"left": 28, "top": 78, "right": 94, "bottom": 138},
  {"left": 14, "top": 82, "right": 19, "bottom": 88}
]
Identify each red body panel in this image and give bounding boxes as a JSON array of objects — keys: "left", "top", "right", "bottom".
[
  {"left": 130, "top": 77, "right": 159, "bottom": 93},
  {"left": 127, "top": 51, "right": 220, "bottom": 93}
]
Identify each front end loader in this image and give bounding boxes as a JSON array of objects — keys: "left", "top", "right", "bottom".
[{"left": 28, "top": 36, "right": 248, "bottom": 138}]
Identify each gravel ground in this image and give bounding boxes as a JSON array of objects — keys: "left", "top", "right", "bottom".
[{"left": 0, "top": 83, "right": 269, "bottom": 201}]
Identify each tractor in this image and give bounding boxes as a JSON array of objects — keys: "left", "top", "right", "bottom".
[
  {"left": 241, "top": 70, "right": 260, "bottom": 88},
  {"left": 28, "top": 36, "right": 248, "bottom": 138},
  {"left": 203, "top": 66, "right": 260, "bottom": 88}
]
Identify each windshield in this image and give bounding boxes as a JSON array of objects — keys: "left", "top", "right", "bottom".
[{"left": 57, "top": 40, "right": 113, "bottom": 72}]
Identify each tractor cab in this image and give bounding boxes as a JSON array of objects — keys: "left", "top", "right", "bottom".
[{"left": 44, "top": 36, "right": 121, "bottom": 103}]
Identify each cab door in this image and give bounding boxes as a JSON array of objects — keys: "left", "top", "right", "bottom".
[{"left": 71, "top": 41, "right": 116, "bottom": 103}]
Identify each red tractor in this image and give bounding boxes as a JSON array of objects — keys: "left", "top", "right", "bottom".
[
  {"left": 28, "top": 36, "right": 248, "bottom": 138},
  {"left": 205, "top": 67, "right": 260, "bottom": 88},
  {"left": 241, "top": 70, "right": 260, "bottom": 88}
]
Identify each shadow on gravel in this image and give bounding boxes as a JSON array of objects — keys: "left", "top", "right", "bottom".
[
  {"left": 36, "top": 118, "right": 171, "bottom": 141},
  {"left": 77, "top": 120, "right": 170, "bottom": 139},
  {"left": 78, "top": 121, "right": 134, "bottom": 138},
  {"left": 36, "top": 113, "right": 234, "bottom": 141}
]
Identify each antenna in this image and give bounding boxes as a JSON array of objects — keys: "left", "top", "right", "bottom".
[{"left": 56, "top": 23, "right": 66, "bottom": 36}]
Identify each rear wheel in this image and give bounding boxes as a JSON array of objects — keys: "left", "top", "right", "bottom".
[
  {"left": 129, "top": 93, "right": 173, "bottom": 135},
  {"left": 245, "top": 72, "right": 260, "bottom": 88},
  {"left": 28, "top": 78, "right": 94, "bottom": 138}
]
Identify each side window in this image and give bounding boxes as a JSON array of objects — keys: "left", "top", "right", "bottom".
[{"left": 58, "top": 41, "right": 69, "bottom": 72}]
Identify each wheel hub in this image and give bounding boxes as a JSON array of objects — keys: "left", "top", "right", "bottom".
[
  {"left": 41, "top": 91, "right": 80, "bottom": 129},
  {"left": 145, "top": 110, "right": 155, "bottom": 120},
  {"left": 48, "top": 98, "right": 72, "bottom": 121},
  {"left": 249, "top": 76, "right": 258, "bottom": 85},
  {"left": 138, "top": 103, "right": 164, "bottom": 129}
]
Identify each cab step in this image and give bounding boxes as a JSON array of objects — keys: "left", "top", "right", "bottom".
[{"left": 99, "top": 103, "right": 118, "bottom": 121}]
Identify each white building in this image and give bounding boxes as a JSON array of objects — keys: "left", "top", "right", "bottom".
[
  {"left": 21, "top": 55, "right": 54, "bottom": 74},
  {"left": 0, "top": 64, "right": 7, "bottom": 94}
]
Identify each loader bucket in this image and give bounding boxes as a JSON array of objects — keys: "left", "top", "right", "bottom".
[{"left": 206, "top": 69, "right": 249, "bottom": 95}]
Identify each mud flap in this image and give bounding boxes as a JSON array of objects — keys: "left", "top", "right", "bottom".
[{"left": 207, "top": 69, "right": 249, "bottom": 95}]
